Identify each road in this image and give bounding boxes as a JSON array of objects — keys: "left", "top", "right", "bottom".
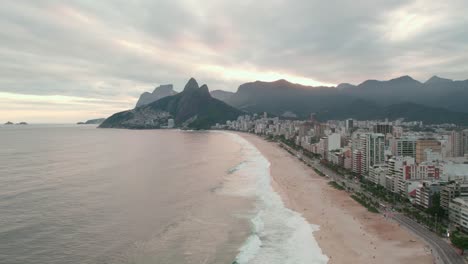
[
  {"left": 278, "top": 141, "right": 466, "bottom": 264},
  {"left": 392, "top": 214, "right": 465, "bottom": 264}
]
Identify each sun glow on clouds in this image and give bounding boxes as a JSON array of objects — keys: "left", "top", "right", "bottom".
[
  {"left": 116, "top": 39, "right": 335, "bottom": 87},
  {"left": 197, "top": 64, "right": 335, "bottom": 87},
  {"left": 3, "top": 0, "right": 467, "bottom": 123},
  {"left": 0, "top": 92, "right": 133, "bottom": 123}
]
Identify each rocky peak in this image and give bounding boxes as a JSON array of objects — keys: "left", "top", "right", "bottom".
[
  {"left": 183, "top": 78, "right": 200, "bottom": 92},
  {"left": 336, "top": 83, "right": 355, "bottom": 89},
  {"left": 389, "top": 75, "right": 421, "bottom": 84},
  {"left": 154, "top": 84, "right": 174, "bottom": 93},
  {"left": 135, "top": 84, "right": 177, "bottom": 108},
  {"left": 425, "top": 75, "right": 453, "bottom": 84},
  {"left": 199, "top": 84, "right": 211, "bottom": 98}
]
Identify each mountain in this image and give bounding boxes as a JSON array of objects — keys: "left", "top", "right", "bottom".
[
  {"left": 210, "top": 90, "right": 234, "bottom": 101},
  {"left": 316, "top": 100, "right": 468, "bottom": 125},
  {"left": 100, "top": 78, "right": 244, "bottom": 129},
  {"left": 224, "top": 79, "right": 345, "bottom": 118},
  {"left": 77, "top": 118, "right": 106, "bottom": 125},
  {"left": 425, "top": 75, "right": 453, "bottom": 85},
  {"left": 135, "top": 84, "right": 177, "bottom": 107},
  {"left": 218, "top": 75, "right": 468, "bottom": 124},
  {"left": 340, "top": 75, "right": 424, "bottom": 104}
]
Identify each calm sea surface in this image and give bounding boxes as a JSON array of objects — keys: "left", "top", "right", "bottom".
[
  {"left": 0, "top": 125, "right": 251, "bottom": 264},
  {"left": 0, "top": 125, "right": 328, "bottom": 264}
]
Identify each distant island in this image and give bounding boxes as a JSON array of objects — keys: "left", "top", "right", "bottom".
[
  {"left": 100, "top": 78, "right": 243, "bottom": 130},
  {"left": 4, "top": 121, "right": 28, "bottom": 125},
  {"left": 77, "top": 118, "right": 106, "bottom": 125}
]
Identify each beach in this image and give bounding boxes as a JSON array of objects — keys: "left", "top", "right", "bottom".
[{"left": 238, "top": 132, "right": 433, "bottom": 264}]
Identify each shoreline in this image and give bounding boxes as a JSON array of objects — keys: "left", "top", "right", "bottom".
[{"left": 236, "top": 132, "right": 433, "bottom": 264}]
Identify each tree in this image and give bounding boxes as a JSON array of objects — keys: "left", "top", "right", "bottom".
[
  {"left": 451, "top": 231, "right": 468, "bottom": 254},
  {"left": 426, "top": 193, "right": 446, "bottom": 220}
]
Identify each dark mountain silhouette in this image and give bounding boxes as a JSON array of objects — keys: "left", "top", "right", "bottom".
[
  {"left": 219, "top": 76, "right": 468, "bottom": 124},
  {"left": 210, "top": 90, "right": 234, "bottom": 101},
  {"left": 100, "top": 78, "right": 243, "bottom": 129},
  {"left": 135, "top": 84, "right": 177, "bottom": 107}
]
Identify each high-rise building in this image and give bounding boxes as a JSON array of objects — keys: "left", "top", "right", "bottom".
[
  {"left": 396, "top": 137, "right": 417, "bottom": 158},
  {"left": 368, "top": 164, "right": 387, "bottom": 186},
  {"left": 416, "top": 139, "right": 441, "bottom": 164},
  {"left": 392, "top": 126, "right": 403, "bottom": 138},
  {"left": 314, "top": 123, "right": 327, "bottom": 138},
  {"left": 345, "top": 119, "right": 354, "bottom": 132},
  {"left": 450, "top": 130, "right": 465, "bottom": 157},
  {"left": 351, "top": 132, "right": 385, "bottom": 176},
  {"left": 352, "top": 132, "right": 366, "bottom": 175},
  {"left": 385, "top": 156, "right": 415, "bottom": 195},
  {"left": 373, "top": 124, "right": 393, "bottom": 135},
  {"left": 310, "top": 113, "right": 317, "bottom": 123},
  {"left": 298, "top": 122, "right": 313, "bottom": 138},
  {"left": 464, "top": 130, "right": 468, "bottom": 154},
  {"left": 449, "top": 198, "right": 468, "bottom": 233},
  {"left": 416, "top": 182, "right": 442, "bottom": 209},
  {"left": 441, "top": 182, "right": 468, "bottom": 211},
  {"left": 167, "top": 119, "right": 175, "bottom": 128},
  {"left": 366, "top": 133, "right": 385, "bottom": 168},
  {"left": 327, "top": 133, "right": 341, "bottom": 151}
]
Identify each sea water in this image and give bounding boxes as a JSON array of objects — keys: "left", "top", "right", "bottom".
[{"left": 0, "top": 125, "right": 327, "bottom": 263}]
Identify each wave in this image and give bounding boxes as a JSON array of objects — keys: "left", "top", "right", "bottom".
[{"left": 220, "top": 132, "right": 329, "bottom": 264}]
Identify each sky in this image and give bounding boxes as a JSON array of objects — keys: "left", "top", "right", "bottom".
[{"left": 1, "top": 0, "right": 468, "bottom": 123}]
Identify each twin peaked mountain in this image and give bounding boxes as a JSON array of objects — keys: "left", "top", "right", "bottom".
[{"left": 99, "top": 78, "right": 243, "bottom": 129}]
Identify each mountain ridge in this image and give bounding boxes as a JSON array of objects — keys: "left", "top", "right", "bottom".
[
  {"left": 100, "top": 78, "right": 243, "bottom": 129},
  {"left": 216, "top": 75, "right": 468, "bottom": 125}
]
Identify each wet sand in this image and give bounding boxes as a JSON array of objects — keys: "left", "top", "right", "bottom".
[{"left": 238, "top": 132, "right": 433, "bottom": 264}]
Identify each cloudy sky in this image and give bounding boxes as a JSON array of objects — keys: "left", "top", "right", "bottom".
[{"left": 1, "top": 0, "right": 467, "bottom": 123}]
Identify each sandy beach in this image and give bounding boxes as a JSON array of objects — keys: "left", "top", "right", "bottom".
[{"left": 238, "top": 132, "right": 433, "bottom": 264}]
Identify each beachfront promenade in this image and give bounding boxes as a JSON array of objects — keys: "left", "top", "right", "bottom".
[{"left": 278, "top": 141, "right": 466, "bottom": 264}]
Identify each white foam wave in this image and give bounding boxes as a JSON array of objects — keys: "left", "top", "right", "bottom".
[{"left": 221, "top": 132, "right": 329, "bottom": 264}]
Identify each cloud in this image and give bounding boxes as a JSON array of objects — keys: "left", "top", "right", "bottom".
[{"left": 0, "top": 0, "right": 467, "bottom": 122}]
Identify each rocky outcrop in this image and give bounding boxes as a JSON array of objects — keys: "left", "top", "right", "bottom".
[
  {"left": 135, "top": 84, "right": 177, "bottom": 107},
  {"left": 77, "top": 118, "right": 106, "bottom": 125}
]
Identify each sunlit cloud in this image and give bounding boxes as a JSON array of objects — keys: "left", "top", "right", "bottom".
[
  {"left": 377, "top": 0, "right": 456, "bottom": 42},
  {"left": 197, "top": 64, "right": 335, "bottom": 87},
  {"left": 0, "top": 92, "right": 133, "bottom": 123}
]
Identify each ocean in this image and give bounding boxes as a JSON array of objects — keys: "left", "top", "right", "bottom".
[{"left": 0, "top": 125, "right": 327, "bottom": 264}]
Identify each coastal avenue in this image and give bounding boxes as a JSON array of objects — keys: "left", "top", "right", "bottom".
[
  {"left": 393, "top": 214, "right": 465, "bottom": 264},
  {"left": 278, "top": 141, "right": 466, "bottom": 264}
]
